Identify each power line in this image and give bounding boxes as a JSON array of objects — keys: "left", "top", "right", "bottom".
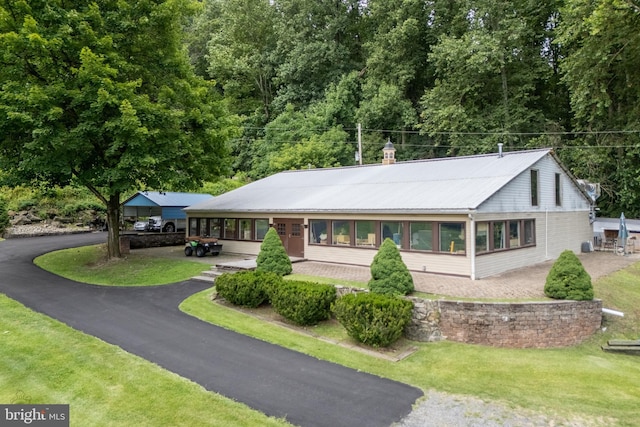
[{"left": 241, "top": 125, "right": 640, "bottom": 138}]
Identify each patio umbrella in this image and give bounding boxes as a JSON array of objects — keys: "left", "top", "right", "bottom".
[{"left": 618, "top": 212, "right": 629, "bottom": 254}]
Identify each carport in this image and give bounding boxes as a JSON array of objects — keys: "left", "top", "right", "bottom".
[{"left": 122, "top": 191, "right": 213, "bottom": 232}]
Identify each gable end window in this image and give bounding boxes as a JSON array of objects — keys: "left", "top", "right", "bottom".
[
  {"left": 555, "top": 173, "right": 562, "bottom": 206},
  {"left": 531, "top": 169, "right": 539, "bottom": 206}
]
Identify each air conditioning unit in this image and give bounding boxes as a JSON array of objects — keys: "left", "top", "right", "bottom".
[{"left": 577, "top": 179, "right": 601, "bottom": 202}]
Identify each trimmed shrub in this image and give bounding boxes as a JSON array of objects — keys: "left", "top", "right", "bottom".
[
  {"left": 332, "top": 292, "right": 413, "bottom": 347},
  {"left": 214, "top": 271, "right": 281, "bottom": 307},
  {"left": 256, "top": 271, "right": 286, "bottom": 302},
  {"left": 270, "top": 280, "right": 336, "bottom": 326},
  {"left": 368, "top": 238, "right": 414, "bottom": 296},
  {"left": 544, "top": 250, "right": 594, "bottom": 301},
  {"left": 256, "top": 227, "right": 292, "bottom": 276}
]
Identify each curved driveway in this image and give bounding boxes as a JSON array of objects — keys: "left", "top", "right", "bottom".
[{"left": 0, "top": 234, "right": 422, "bottom": 427}]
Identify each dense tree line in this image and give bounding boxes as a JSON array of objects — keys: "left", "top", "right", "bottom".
[{"left": 189, "top": 0, "right": 640, "bottom": 217}]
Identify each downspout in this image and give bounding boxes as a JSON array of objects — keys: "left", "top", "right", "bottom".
[
  {"left": 469, "top": 212, "right": 476, "bottom": 280},
  {"left": 545, "top": 208, "right": 549, "bottom": 259}
]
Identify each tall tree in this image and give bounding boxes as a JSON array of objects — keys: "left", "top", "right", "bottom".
[
  {"left": 556, "top": 0, "right": 640, "bottom": 216},
  {"left": 199, "top": 0, "right": 277, "bottom": 121},
  {"left": 358, "top": 0, "right": 436, "bottom": 141},
  {"left": 270, "top": 0, "right": 367, "bottom": 112},
  {"left": 187, "top": 0, "right": 279, "bottom": 174},
  {"left": 0, "top": 0, "right": 237, "bottom": 258},
  {"left": 419, "top": 0, "right": 561, "bottom": 155}
]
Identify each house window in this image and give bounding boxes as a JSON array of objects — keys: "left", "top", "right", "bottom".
[
  {"left": 477, "top": 219, "right": 535, "bottom": 253},
  {"left": 309, "top": 220, "right": 328, "bottom": 244},
  {"left": 332, "top": 220, "right": 351, "bottom": 245},
  {"left": 189, "top": 218, "right": 199, "bottom": 237},
  {"left": 410, "top": 222, "right": 433, "bottom": 251},
  {"left": 209, "top": 218, "right": 222, "bottom": 238},
  {"left": 440, "top": 223, "right": 465, "bottom": 253},
  {"left": 524, "top": 219, "right": 535, "bottom": 245},
  {"left": 382, "top": 221, "right": 404, "bottom": 247},
  {"left": 356, "top": 221, "right": 376, "bottom": 247},
  {"left": 531, "top": 169, "right": 539, "bottom": 206},
  {"left": 224, "top": 218, "right": 237, "bottom": 239},
  {"left": 239, "top": 219, "right": 252, "bottom": 240},
  {"left": 555, "top": 173, "right": 562, "bottom": 206},
  {"left": 509, "top": 221, "right": 521, "bottom": 248},
  {"left": 255, "top": 219, "right": 269, "bottom": 240},
  {"left": 475, "top": 222, "right": 489, "bottom": 253},
  {"left": 493, "top": 222, "right": 506, "bottom": 250}
]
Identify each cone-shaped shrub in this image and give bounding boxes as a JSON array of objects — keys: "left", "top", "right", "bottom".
[
  {"left": 544, "top": 250, "right": 594, "bottom": 300},
  {"left": 368, "top": 238, "right": 414, "bottom": 295},
  {"left": 256, "top": 227, "right": 292, "bottom": 276}
]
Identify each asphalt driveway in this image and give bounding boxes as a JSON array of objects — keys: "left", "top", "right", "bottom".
[{"left": 0, "top": 233, "right": 422, "bottom": 427}]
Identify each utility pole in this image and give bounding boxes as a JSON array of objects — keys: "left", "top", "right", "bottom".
[{"left": 357, "top": 123, "right": 363, "bottom": 165}]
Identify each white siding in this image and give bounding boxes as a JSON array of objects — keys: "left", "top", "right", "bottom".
[
  {"left": 474, "top": 211, "right": 592, "bottom": 278},
  {"left": 479, "top": 155, "right": 590, "bottom": 213},
  {"left": 215, "top": 240, "right": 261, "bottom": 256}
]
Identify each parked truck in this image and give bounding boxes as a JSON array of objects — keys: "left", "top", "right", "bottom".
[{"left": 148, "top": 216, "right": 186, "bottom": 233}]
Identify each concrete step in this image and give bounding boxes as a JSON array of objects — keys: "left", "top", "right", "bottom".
[
  {"left": 200, "top": 269, "right": 223, "bottom": 278},
  {"left": 191, "top": 275, "right": 215, "bottom": 283}
]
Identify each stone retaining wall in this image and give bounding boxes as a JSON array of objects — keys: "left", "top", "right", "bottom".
[
  {"left": 440, "top": 300, "right": 602, "bottom": 348},
  {"left": 122, "top": 232, "right": 185, "bottom": 249},
  {"left": 335, "top": 286, "right": 602, "bottom": 347},
  {"left": 405, "top": 298, "right": 602, "bottom": 348}
]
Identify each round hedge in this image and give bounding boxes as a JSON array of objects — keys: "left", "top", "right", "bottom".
[
  {"left": 214, "top": 271, "right": 280, "bottom": 307},
  {"left": 332, "top": 292, "right": 413, "bottom": 347}
]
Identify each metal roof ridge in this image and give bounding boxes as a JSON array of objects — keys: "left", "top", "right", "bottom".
[{"left": 275, "top": 147, "right": 553, "bottom": 175}]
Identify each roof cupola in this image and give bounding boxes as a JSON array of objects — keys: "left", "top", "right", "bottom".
[{"left": 382, "top": 139, "right": 396, "bottom": 165}]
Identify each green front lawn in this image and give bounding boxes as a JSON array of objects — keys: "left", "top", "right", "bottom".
[
  {"left": 0, "top": 295, "right": 290, "bottom": 427},
  {"left": 180, "top": 283, "right": 640, "bottom": 426},
  {"left": 33, "top": 244, "right": 206, "bottom": 286},
  {"left": 23, "top": 246, "right": 640, "bottom": 426}
]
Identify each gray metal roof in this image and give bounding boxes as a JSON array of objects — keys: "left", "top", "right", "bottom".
[
  {"left": 593, "top": 217, "right": 640, "bottom": 233},
  {"left": 185, "top": 149, "right": 552, "bottom": 214}
]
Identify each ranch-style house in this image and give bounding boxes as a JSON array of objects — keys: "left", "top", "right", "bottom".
[{"left": 184, "top": 146, "right": 593, "bottom": 279}]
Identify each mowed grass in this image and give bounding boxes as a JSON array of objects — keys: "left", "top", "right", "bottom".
[
  {"left": 181, "top": 267, "right": 640, "bottom": 427},
  {"left": 25, "top": 247, "right": 640, "bottom": 425},
  {"left": 33, "top": 244, "right": 206, "bottom": 286},
  {"left": 0, "top": 295, "right": 290, "bottom": 427}
]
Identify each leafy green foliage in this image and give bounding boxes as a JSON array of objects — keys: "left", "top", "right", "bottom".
[
  {"left": 256, "top": 228, "right": 292, "bottom": 276},
  {"left": 332, "top": 292, "right": 413, "bottom": 347},
  {"left": 368, "top": 238, "right": 414, "bottom": 295},
  {"left": 198, "top": 175, "right": 249, "bottom": 196},
  {"left": 0, "top": 196, "right": 9, "bottom": 234},
  {"left": 270, "top": 280, "right": 336, "bottom": 326},
  {"left": 544, "top": 250, "right": 594, "bottom": 301},
  {"left": 556, "top": 0, "right": 640, "bottom": 217},
  {"left": 214, "top": 271, "right": 280, "bottom": 308},
  {"left": 420, "top": 0, "right": 558, "bottom": 156},
  {"left": 0, "top": 0, "right": 238, "bottom": 258}
]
